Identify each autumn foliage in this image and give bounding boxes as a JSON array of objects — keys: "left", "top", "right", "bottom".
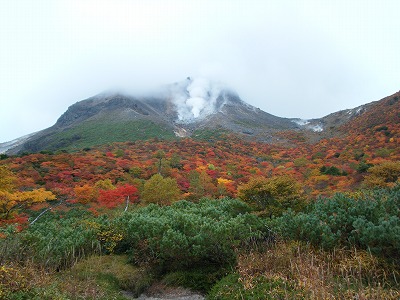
[
  {"left": 98, "top": 184, "right": 138, "bottom": 209},
  {"left": 237, "top": 175, "right": 306, "bottom": 216},
  {"left": 0, "top": 126, "right": 398, "bottom": 224},
  {"left": 0, "top": 92, "right": 399, "bottom": 299},
  {"left": 0, "top": 166, "right": 55, "bottom": 222},
  {"left": 0, "top": 92, "right": 399, "bottom": 225}
]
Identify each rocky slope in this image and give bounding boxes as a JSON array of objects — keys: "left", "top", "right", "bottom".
[
  {"left": 2, "top": 78, "right": 399, "bottom": 154},
  {"left": 4, "top": 78, "right": 298, "bottom": 153}
]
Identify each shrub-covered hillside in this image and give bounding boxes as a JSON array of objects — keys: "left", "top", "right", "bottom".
[
  {"left": 0, "top": 119, "right": 399, "bottom": 298},
  {"left": 0, "top": 187, "right": 399, "bottom": 299}
]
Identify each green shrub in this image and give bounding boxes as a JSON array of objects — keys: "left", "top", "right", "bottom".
[
  {"left": 357, "top": 161, "right": 373, "bottom": 173},
  {"left": 275, "top": 185, "right": 400, "bottom": 259},
  {"left": 320, "top": 165, "right": 346, "bottom": 176},
  {"left": 0, "top": 209, "right": 101, "bottom": 270},
  {"left": 112, "top": 198, "right": 270, "bottom": 270}
]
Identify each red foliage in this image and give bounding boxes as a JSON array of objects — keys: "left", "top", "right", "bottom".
[
  {"left": 98, "top": 184, "right": 138, "bottom": 209},
  {"left": 0, "top": 214, "right": 29, "bottom": 229},
  {"left": 2, "top": 96, "right": 399, "bottom": 224},
  {"left": 177, "top": 177, "right": 190, "bottom": 192},
  {"left": 106, "top": 151, "right": 114, "bottom": 157}
]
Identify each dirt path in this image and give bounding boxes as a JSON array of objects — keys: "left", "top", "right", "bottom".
[{"left": 122, "top": 283, "right": 205, "bottom": 300}]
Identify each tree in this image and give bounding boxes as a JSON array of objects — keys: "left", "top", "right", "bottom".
[
  {"left": 237, "top": 175, "right": 305, "bottom": 217},
  {"left": 188, "top": 170, "right": 217, "bottom": 200},
  {"left": 0, "top": 166, "right": 56, "bottom": 220},
  {"left": 363, "top": 161, "right": 400, "bottom": 188},
  {"left": 141, "top": 174, "right": 181, "bottom": 205},
  {"left": 169, "top": 153, "right": 183, "bottom": 169},
  {"left": 94, "top": 179, "right": 115, "bottom": 191},
  {"left": 98, "top": 184, "right": 138, "bottom": 209},
  {"left": 154, "top": 150, "right": 165, "bottom": 174},
  {"left": 129, "top": 166, "right": 143, "bottom": 178},
  {"left": 74, "top": 184, "right": 96, "bottom": 204},
  {"left": 320, "top": 166, "right": 343, "bottom": 176},
  {"left": 0, "top": 166, "right": 16, "bottom": 192}
]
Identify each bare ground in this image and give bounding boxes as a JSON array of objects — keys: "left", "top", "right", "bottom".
[{"left": 123, "top": 282, "right": 205, "bottom": 300}]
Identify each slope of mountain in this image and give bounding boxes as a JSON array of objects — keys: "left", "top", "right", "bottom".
[
  {"left": 0, "top": 133, "right": 37, "bottom": 154},
  {"left": 8, "top": 94, "right": 177, "bottom": 154},
  {"left": 289, "top": 90, "right": 400, "bottom": 140},
  {"left": 5, "top": 79, "right": 300, "bottom": 154},
  {"left": 3, "top": 77, "right": 399, "bottom": 154},
  {"left": 338, "top": 91, "right": 400, "bottom": 133}
]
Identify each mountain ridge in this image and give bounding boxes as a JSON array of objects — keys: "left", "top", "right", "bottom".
[{"left": 1, "top": 80, "right": 399, "bottom": 154}]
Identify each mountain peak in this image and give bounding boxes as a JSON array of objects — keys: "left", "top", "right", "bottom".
[
  {"left": 168, "top": 77, "right": 239, "bottom": 123},
  {"left": 3, "top": 79, "right": 398, "bottom": 155}
]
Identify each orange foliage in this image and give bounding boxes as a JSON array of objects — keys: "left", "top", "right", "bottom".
[{"left": 1, "top": 99, "right": 398, "bottom": 222}]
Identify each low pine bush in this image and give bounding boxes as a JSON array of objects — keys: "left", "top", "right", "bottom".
[
  {"left": 275, "top": 185, "right": 400, "bottom": 260},
  {"left": 112, "top": 198, "right": 271, "bottom": 270},
  {"left": 0, "top": 209, "right": 101, "bottom": 270}
]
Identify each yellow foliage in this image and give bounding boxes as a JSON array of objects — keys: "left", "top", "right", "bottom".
[
  {"left": 0, "top": 167, "right": 56, "bottom": 219},
  {"left": 141, "top": 174, "right": 181, "bottom": 205},
  {"left": 1, "top": 188, "right": 56, "bottom": 217},
  {"left": 237, "top": 175, "right": 306, "bottom": 215},
  {"left": 14, "top": 188, "right": 55, "bottom": 203},
  {"left": 342, "top": 190, "right": 373, "bottom": 200},
  {"left": 94, "top": 179, "right": 115, "bottom": 191},
  {"left": 217, "top": 177, "right": 233, "bottom": 185},
  {"left": 364, "top": 161, "right": 400, "bottom": 188},
  {"left": 309, "top": 168, "right": 321, "bottom": 177},
  {"left": 195, "top": 165, "right": 207, "bottom": 173},
  {"left": 97, "top": 230, "right": 123, "bottom": 253},
  {"left": 74, "top": 184, "right": 96, "bottom": 204},
  {"left": 0, "top": 166, "right": 16, "bottom": 192},
  {"left": 0, "top": 265, "right": 28, "bottom": 295},
  {"left": 310, "top": 174, "right": 330, "bottom": 184}
]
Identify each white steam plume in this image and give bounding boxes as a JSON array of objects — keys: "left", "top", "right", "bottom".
[{"left": 171, "top": 77, "right": 224, "bottom": 122}]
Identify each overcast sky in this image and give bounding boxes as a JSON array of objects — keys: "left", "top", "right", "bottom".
[{"left": 0, "top": 0, "right": 399, "bottom": 142}]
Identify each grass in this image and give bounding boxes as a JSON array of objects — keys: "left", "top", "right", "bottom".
[
  {"left": 0, "top": 262, "right": 66, "bottom": 300},
  {"left": 58, "top": 254, "right": 154, "bottom": 299},
  {"left": 0, "top": 255, "right": 155, "bottom": 300},
  {"left": 209, "top": 240, "right": 400, "bottom": 299},
  {"left": 161, "top": 266, "right": 229, "bottom": 294},
  {"left": 192, "top": 128, "right": 230, "bottom": 141},
  {"left": 232, "top": 118, "right": 259, "bottom": 128},
  {"left": 40, "top": 119, "right": 177, "bottom": 152},
  {"left": 2, "top": 235, "right": 399, "bottom": 299}
]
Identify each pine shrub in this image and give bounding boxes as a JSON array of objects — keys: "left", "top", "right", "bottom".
[{"left": 275, "top": 185, "right": 400, "bottom": 260}]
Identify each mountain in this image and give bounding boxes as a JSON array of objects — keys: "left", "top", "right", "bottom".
[
  {"left": 3, "top": 78, "right": 296, "bottom": 154},
  {"left": 0, "top": 133, "right": 37, "bottom": 154},
  {"left": 2, "top": 78, "right": 399, "bottom": 154}
]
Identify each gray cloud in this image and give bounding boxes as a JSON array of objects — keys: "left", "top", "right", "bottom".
[{"left": 0, "top": 0, "right": 399, "bottom": 142}]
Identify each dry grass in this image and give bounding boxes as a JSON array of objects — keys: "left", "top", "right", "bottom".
[
  {"left": 236, "top": 240, "right": 400, "bottom": 299},
  {"left": 0, "top": 255, "right": 153, "bottom": 299},
  {"left": 0, "top": 262, "right": 60, "bottom": 299},
  {"left": 58, "top": 254, "right": 154, "bottom": 298}
]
